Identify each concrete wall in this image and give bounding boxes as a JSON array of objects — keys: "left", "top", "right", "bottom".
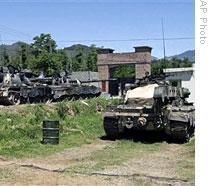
[{"left": 69, "top": 71, "right": 101, "bottom": 88}]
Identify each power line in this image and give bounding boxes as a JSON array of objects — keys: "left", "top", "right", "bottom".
[
  {"left": 0, "top": 39, "right": 33, "bottom": 43},
  {"left": 0, "top": 24, "right": 194, "bottom": 43},
  {"left": 1, "top": 37, "right": 195, "bottom": 42},
  {"left": 0, "top": 37, "right": 195, "bottom": 47},
  {"left": 54, "top": 37, "right": 195, "bottom": 43},
  {"left": 0, "top": 24, "right": 33, "bottom": 40}
]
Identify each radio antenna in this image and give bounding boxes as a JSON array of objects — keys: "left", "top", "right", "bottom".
[{"left": 161, "top": 18, "right": 166, "bottom": 61}]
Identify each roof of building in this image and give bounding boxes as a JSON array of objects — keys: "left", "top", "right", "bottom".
[{"left": 163, "top": 65, "right": 195, "bottom": 73}]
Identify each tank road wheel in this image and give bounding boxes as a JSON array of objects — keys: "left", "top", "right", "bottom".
[
  {"left": 8, "top": 93, "right": 21, "bottom": 105},
  {"left": 170, "top": 121, "right": 191, "bottom": 143},
  {"left": 29, "top": 97, "right": 41, "bottom": 104},
  {"left": 73, "top": 95, "right": 80, "bottom": 100},
  {"left": 28, "top": 97, "right": 34, "bottom": 104},
  {"left": 103, "top": 117, "right": 124, "bottom": 140},
  {"left": 20, "top": 97, "right": 27, "bottom": 104},
  {"left": 42, "top": 96, "right": 52, "bottom": 103},
  {"left": 13, "top": 93, "right": 21, "bottom": 105}
]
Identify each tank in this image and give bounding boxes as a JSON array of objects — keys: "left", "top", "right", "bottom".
[
  {"left": 32, "top": 70, "right": 102, "bottom": 102},
  {"left": 102, "top": 75, "right": 195, "bottom": 143},
  {"left": 0, "top": 65, "right": 101, "bottom": 105}
]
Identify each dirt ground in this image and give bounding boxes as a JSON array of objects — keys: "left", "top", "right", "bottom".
[{"left": 0, "top": 139, "right": 194, "bottom": 186}]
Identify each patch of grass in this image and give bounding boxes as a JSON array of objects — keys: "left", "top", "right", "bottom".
[
  {"left": 177, "top": 137, "right": 195, "bottom": 184},
  {"left": 67, "top": 140, "right": 163, "bottom": 174},
  {"left": 0, "top": 168, "right": 12, "bottom": 179},
  {"left": 0, "top": 98, "right": 107, "bottom": 158},
  {"left": 184, "top": 137, "right": 195, "bottom": 147}
]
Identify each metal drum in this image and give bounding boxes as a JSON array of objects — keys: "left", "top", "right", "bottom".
[{"left": 42, "top": 120, "right": 59, "bottom": 144}]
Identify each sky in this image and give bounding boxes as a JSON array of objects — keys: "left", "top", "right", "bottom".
[{"left": 0, "top": 0, "right": 195, "bottom": 58}]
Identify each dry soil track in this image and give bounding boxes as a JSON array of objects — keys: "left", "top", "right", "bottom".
[{"left": 0, "top": 138, "right": 194, "bottom": 186}]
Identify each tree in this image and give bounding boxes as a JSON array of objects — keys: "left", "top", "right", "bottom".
[
  {"left": 182, "top": 57, "right": 192, "bottom": 67},
  {"left": 86, "top": 44, "right": 97, "bottom": 71},
  {"left": 30, "top": 33, "right": 69, "bottom": 76},
  {"left": 71, "top": 45, "right": 85, "bottom": 72},
  {"left": 151, "top": 58, "right": 192, "bottom": 76},
  {"left": 20, "top": 43, "right": 30, "bottom": 69},
  {"left": 151, "top": 59, "right": 171, "bottom": 75},
  {"left": 69, "top": 44, "right": 98, "bottom": 72},
  {"left": 1, "top": 48, "right": 10, "bottom": 66},
  {"left": 54, "top": 50, "right": 70, "bottom": 72},
  {"left": 11, "top": 43, "right": 32, "bottom": 69},
  {"left": 112, "top": 66, "right": 135, "bottom": 78},
  {"left": 151, "top": 62, "right": 162, "bottom": 76},
  {"left": 31, "top": 33, "right": 57, "bottom": 56}
]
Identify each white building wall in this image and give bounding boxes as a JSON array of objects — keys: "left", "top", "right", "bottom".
[
  {"left": 182, "top": 73, "right": 195, "bottom": 103},
  {"left": 164, "top": 66, "right": 195, "bottom": 104}
]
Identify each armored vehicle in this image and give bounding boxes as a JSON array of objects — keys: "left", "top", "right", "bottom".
[
  {"left": 0, "top": 65, "right": 53, "bottom": 105},
  {"left": 0, "top": 65, "right": 101, "bottom": 105},
  {"left": 102, "top": 76, "right": 195, "bottom": 143}
]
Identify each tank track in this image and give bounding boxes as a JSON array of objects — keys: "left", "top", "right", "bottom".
[
  {"left": 0, "top": 88, "right": 101, "bottom": 106},
  {"left": 171, "top": 130, "right": 190, "bottom": 143},
  {"left": 103, "top": 117, "right": 123, "bottom": 139},
  {"left": 170, "top": 121, "right": 193, "bottom": 143}
]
